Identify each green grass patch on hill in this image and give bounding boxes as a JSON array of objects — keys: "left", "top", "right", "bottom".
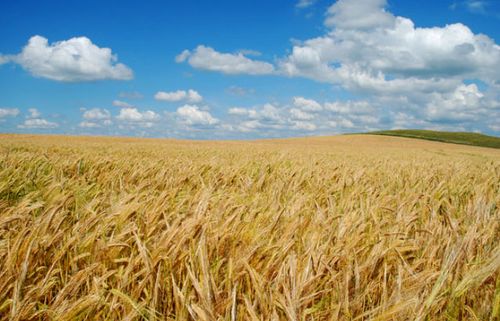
[{"left": 366, "top": 129, "right": 500, "bottom": 149}]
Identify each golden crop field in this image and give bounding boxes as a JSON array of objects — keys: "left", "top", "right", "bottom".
[{"left": 0, "top": 134, "right": 499, "bottom": 320}]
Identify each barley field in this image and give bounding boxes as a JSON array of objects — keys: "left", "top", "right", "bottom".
[{"left": 0, "top": 134, "right": 499, "bottom": 320}]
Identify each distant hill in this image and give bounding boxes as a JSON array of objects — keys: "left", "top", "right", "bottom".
[{"left": 365, "top": 129, "right": 500, "bottom": 149}]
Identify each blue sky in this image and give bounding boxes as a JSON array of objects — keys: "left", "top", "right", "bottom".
[{"left": 0, "top": 0, "right": 499, "bottom": 139}]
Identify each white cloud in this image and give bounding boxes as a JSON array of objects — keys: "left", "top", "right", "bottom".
[
  {"left": 288, "top": 97, "right": 386, "bottom": 132},
  {"left": 257, "top": 104, "right": 283, "bottom": 121},
  {"left": 292, "top": 121, "right": 317, "bottom": 131},
  {"left": 16, "top": 108, "right": 59, "bottom": 129},
  {"left": 324, "top": 100, "right": 373, "bottom": 114},
  {"left": 168, "top": 0, "right": 499, "bottom": 136},
  {"left": 325, "top": 0, "right": 395, "bottom": 30},
  {"left": 18, "top": 118, "right": 58, "bottom": 129},
  {"left": 175, "top": 50, "right": 191, "bottom": 63},
  {"left": 489, "top": 124, "right": 500, "bottom": 132},
  {"left": 112, "top": 100, "right": 134, "bottom": 108},
  {"left": 181, "top": 1, "right": 499, "bottom": 89},
  {"left": 296, "top": 0, "right": 317, "bottom": 9},
  {"left": 281, "top": 2, "right": 500, "bottom": 87},
  {"left": 177, "top": 45, "right": 275, "bottom": 75},
  {"left": 391, "top": 111, "right": 430, "bottom": 130},
  {"left": 350, "top": 114, "right": 380, "bottom": 125},
  {"left": 290, "top": 108, "right": 314, "bottom": 120},
  {"left": 0, "top": 55, "right": 10, "bottom": 65},
  {"left": 79, "top": 109, "right": 113, "bottom": 129},
  {"left": 228, "top": 107, "right": 250, "bottom": 116},
  {"left": 237, "top": 49, "right": 262, "bottom": 57},
  {"left": 186, "top": 90, "right": 203, "bottom": 103},
  {"left": 5, "top": 1, "right": 498, "bottom": 137},
  {"left": 155, "top": 90, "right": 185, "bottom": 102},
  {"left": 172, "top": 92, "right": 495, "bottom": 136},
  {"left": 27, "top": 108, "right": 41, "bottom": 118},
  {"left": 8, "top": 35, "right": 133, "bottom": 82},
  {"left": 273, "top": 0, "right": 500, "bottom": 134},
  {"left": 231, "top": 104, "right": 283, "bottom": 122},
  {"left": 237, "top": 120, "right": 263, "bottom": 132},
  {"left": 82, "top": 108, "right": 111, "bottom": 120},
  {"left": 228, "top": 100, "right": 343, "bottom": 134},
  {"left": 79, "top": 121, "right": 102, "bottom": 128},
  {"left": 117, "top": 108, "right": 160, "bottom": 122},
  {"left": 155, "top": 89, "right": 203, "bottom": 103},
  {"left": 0, "top": 108, "right": 20, "bottom": 118},
  {"left": 424, "top": 83, "right": 489, "bottom": 121},
  {"left": 293, "top": 96, "right": 322, "bottom": 111},
  {"left": 176, "top": 105, "right": 218, "bottom": 126},
  {"left": 465, "top": 0, "right": 487, "bottom": 13},
  {"left": 226, "top": 103, "right": 288, "bottom": 132},
  {"left": 328, "top": 118, "right": 355, "bottom": 129}
]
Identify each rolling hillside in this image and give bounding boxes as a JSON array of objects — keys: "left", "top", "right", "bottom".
[{"left": 366, "top": 129, "right": 500, "bottom": 149}]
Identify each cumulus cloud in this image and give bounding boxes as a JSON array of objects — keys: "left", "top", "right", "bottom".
[
  {"left": 15, "top": 108, "right": 59, "bottom": 129},
  {"left": 325, "top": 0, "right": 394, "bottom": 30},
  {"left": 27, "top": 108, "right": 41, "bottom": 118},
  {"left": 179, "top": 0, "right": 499, "bottom": 105},
  {"left": 227, "top": 103, "right": 289, "bottom": 133},
  {"left": 273, "top": 0, "right": 500, "bottom": 133},
  {"left": 281, "top": 1, "right": 500, "bottom": 88},
  {"left": 176, "top": 45, "right": 275, "bottom": 75},
  {"left": 290, "top": 108, "right": 315, "bottom": 120},
  {"left": 112, "top": 100, "right": 134, "bottom": 108},
  {"left": 175, "top": 50, "right": 191, "bottom": 63},
  {"left": 226, "top": 96, "right": 409, "bottom": 135},
  {"left": 292, "top": 98, "right": 381, "bottom": 132},
  {"left": 137, "top": 0, "right": 500, "bottom": 136},
  {"left": 237, "top": 49, "right": 262, "bottom": 57},
  {"left": 155, "top": 90, "right": 186, "bottom": 102},
  {"left": 228, "top": 107, "right": 249, "bottom": 116},
  {"left": 155, "top": 89, "right": 203, "bottom": 103},
  {"left": 0, "top": 55, "right": 10, "bottom": 65},
  {"left": 292, "top": 121, "right": 317, "bottom": 131},
  {"left": 229, "top": 103, "right": 284, "bottom": 122},
  {"left": 117, "top": 108, "right": 160, "bottom": 122},
  {"left": 5, "top": 1, "right": 498, "bottom": 137},
  {"left": 424, "top": 83, "right": 492, "bottom": 122},
  {"left": 5, "top": 35, "right": 133, "bottom": 82},
  {"left": 328, "top": 118, "right": 355, "bottom": 129},
  {"left": 244, "top": 97, "right": 377, "bottom": 133},
  {"left": 236, "top": 120, "right": 264, "bottom": 132},
  {"left": 176, "top": 105, "right": 218, "bottom": 126},
  {"left": 79, "top": 121, "right": 103, "bottom": 128},
  {"left": 82, "top": 108, "right": 111, "bottom": 120},
  {"left": 79, "top": 108, "right": 113, "bottom": 129},
  {"left": 293, "top": 96, "right": 322, "bottom": 111},
  {"left": 0, "top": 108, "right": 20, "bottom": 118},
  {"left": 324, "top": 100, "right": 374, "bottom": 114},
  {"left": 18, "top": 118, "right": 58, "bottom": 129}
]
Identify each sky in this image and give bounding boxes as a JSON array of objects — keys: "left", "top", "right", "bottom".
[{"left": 0, "top": 0, "right": 499, "bottom": 139}]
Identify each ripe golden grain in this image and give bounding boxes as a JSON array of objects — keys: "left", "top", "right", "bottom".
[{"left": 0, "top": 134, "right": 499, "bottom": 320}]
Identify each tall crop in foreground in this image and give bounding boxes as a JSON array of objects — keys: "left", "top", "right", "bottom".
[{"left": 0, "top": 134, "right": 499, "bottom": 320}]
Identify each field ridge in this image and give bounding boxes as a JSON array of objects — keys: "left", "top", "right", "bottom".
[{"left": 365, "top": 129, "right": 500, "bottom": 149}]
